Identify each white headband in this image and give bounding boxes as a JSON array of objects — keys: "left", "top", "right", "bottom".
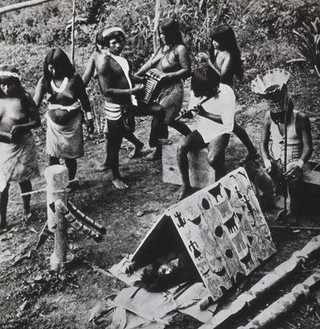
[
  {"left": 0, "top": 71, "right": 20, "bottom": 80},
  {"left": 102, "top": 27, "right": 125, "bottom": 38}
]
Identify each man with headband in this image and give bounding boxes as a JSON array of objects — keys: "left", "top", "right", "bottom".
[
  {"left": 83, "top": 26, "right": 144, "bottom": 190},
  {"left": 260, "top": 72, "right": 313, "bottom": 224}
]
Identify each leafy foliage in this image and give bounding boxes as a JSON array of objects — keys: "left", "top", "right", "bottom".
[{"left": 293, "top": 17, "right": 320, "bottom": 78}]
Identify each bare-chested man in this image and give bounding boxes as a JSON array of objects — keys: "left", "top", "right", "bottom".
[
  {"left": 82, "top": 27, "right": 144, "bottom": 189},
  {"left": 0, "top": 65, "right": 41, "bottom": 230}
]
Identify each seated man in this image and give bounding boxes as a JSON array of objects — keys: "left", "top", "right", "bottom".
[
  {"left": 177, "top": 66, "right": 235, "bottom": 200},
  {"left": 260, "top": 80, "right": 313, "bottom": 224}
]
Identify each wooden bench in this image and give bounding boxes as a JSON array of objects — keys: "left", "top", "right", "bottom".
[{"left": 162, "top": 136, "right": 215, "bottom": 189}]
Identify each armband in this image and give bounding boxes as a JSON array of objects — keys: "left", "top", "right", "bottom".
[
  {"left": 86, "top": 112, "right": 94, "bottom": 120},
  {"left": 296, "top": 159, "right": 304, "bottom": 169}
]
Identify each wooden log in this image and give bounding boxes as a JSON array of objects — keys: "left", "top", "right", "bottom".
[
  {"left": 0, "top": 0, "right": 55, "bottom": 15},
  {"left": 67, "top": 200, "right": 107, "bottom": 235},
  {"left": 44, "top": 165, "right": 69, "bottom": 271},
  {"left": 199, "top": 234, "right": 320, "bottom": 329},
  {"left": 56, "top": 200, "right": 103, "bottom": 243},
  {"left": 238, "top": 270, "right": 320, "bottom": 329}
]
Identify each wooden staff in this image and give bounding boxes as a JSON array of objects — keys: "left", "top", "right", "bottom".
[
  {"left": 276, "top": 85, "right": 289, "bottom": 222},
  {"left": 0, "top": 0, "right": 54, "bottom": 15}
]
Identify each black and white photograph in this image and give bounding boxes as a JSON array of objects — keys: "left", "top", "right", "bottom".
[{"left": 1, "top": 1, "right": 320, "bottom": 328}]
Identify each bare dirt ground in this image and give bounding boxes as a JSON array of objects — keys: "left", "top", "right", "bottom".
[{"left": 1, "top": 68, "right": 320, "bottom": 329}]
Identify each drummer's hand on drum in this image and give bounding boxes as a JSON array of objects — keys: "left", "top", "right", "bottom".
[{"left": 131, "top": 84, "right": 144, "bottom": 95}]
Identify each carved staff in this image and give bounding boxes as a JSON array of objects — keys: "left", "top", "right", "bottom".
[
  {"left": 55, "top": 200, "right": 103, "bottom": 243},
  {"left": 199, "top": 234, "right": 320, "bottom": 329},
  {"left": 44, "top": 165, "right": 69, "bottom": 272},
  {"left": 238, "top": 270, "right": 320, "bottom": 329},
  {"left": 67, "top": 200, "right": 107, "bottom": 235}
]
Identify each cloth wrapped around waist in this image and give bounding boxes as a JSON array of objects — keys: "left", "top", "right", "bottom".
[
  {"left": 0, "top": 132, "right": 39, "bottom": 192},
  {"left": 45, "top": 109, "right": 84, "bottom": 159}
]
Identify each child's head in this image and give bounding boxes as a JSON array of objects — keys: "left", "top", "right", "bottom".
[
  {"left": 191, "top": 66, "right": 220, "bottom": 98},
  {"left": 0, "top": 65, "right": 23, "bottom": 97},
  {"left": 210, "top": 25, "right": 238, "bottom": 51},
  {"left": 209, "top": 25, "right": 243, "bottom": 81},
  {"left": 158, "top": 18, "right": 183, "bottom": 47},
  {"left": 100, "top": 27, "right": 125, "bottom": 50}
]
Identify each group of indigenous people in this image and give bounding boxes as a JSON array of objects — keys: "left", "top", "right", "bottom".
[{"left": 0, "top": 18, "right": 313, "bottom": 231}]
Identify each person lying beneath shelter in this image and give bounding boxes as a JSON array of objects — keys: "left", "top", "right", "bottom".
[
  {"left": 176, "top": 66, "right": 236, "bottom": 200},
  {"left": 258, "top": 70, "right": 313, "bottom": 225},
  {"left": 125, "top": 249, "right": 201, "bottom": 293},
  {"left": 0, "top": 65, "right": 41, "bottom": 231}
]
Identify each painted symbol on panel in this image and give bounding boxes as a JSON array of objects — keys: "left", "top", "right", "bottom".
[
  {"left": 201, "top": 198, "right": 210, "bottom": 210},
  {"left": 175, "top": 211, "right": 186, "bottom": 228},
  {"left": 213, "top": 257, "right": 227, "bottom": 277},
  {"left": 223, "top": 213, "right": 239, "bottom": 234},
  {"left": 243, "top": 195, "right": 256, "bottom": 222},
  {"left": 188, "top": 215, "right": 201, "bottom": 225},
  {"left": 209, "top": 183, "right": 224, "bottom": 203},
  {"left": 200, "top": 267, "right": 211, "bottom": 278},
  {"left": 189, "top": 241, "right": 202, "bottom": 260},
  {"left": 240, "top": 245, "right": 254, "bottom": 269},
  {"left": 225, "top": 187, "right": 231, "bottom": 200}
]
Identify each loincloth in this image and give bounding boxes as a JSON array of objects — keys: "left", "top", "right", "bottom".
[
  {"left": 45, "top": 110, "right": 84, "bottom": 159},
  {"left": 156, "top": 80, "right": 184, "bottom": 123},
  {"left": 0, "top": 132, "right": 39, "bottom": 192}
]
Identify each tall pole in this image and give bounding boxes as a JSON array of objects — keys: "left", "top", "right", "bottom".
[
  {"left": 153, "top": 0, "right": 161, "bottom": 52},
  {"left": 71, "top": 0, "right": 76, "bottom": 65}
]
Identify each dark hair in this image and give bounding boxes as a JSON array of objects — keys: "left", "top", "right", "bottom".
[
  {"left": 43, "top": 48, "right": 75, "bottom": 92},
  {"left": 158, "top": 18, "right": 184, "bottom": 48},
  {"left": 101, "top": 28, "right": 125, "bottom": 48},
  {"left": 209, "top": 25, "right": 243, "bottom": 81},
  {"left": 191, "top": 66, "right": 220, "bottom": 97},
  {"left": 0, "top": 65, "right": 25, "bottom": 99},
  {"left": 95, "top": 30, "right": 104, "bottom": 52}
]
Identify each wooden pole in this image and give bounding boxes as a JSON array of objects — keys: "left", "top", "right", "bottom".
[
  {"left": 238, "top": 270, "right": 320, "bottom": 329},
  {"left": 153, "top": 0, "right": 161, "bottom": 52},
  {"left": 199, "top": 234, "right": 320, "bottom": 329},
  {"left": 0, "top": 0, "right": 55, "bottom": 15},
  {"left": 71, "top": 0, "right": 76, "bottom": 65},
  {"left": 44, "top": 165, "right": 69, "bottom": 272}
]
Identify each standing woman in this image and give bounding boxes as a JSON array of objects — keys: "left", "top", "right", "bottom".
[
  {"left": 34, "top": 48, "right": 94, "bottom": 191},
  {"left": 137, "top": 18, "right": 192, "bottom": 160},
  {"left": 199, "top": 25, "right": 258, "bottom": 162}
]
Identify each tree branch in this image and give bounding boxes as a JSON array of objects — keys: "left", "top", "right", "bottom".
[{"left": 0, "top": 0, "right": 55, "bottom": 15}]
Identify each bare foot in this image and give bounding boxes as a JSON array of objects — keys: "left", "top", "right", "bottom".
[
  {"left": 112, "top": 178, "right": 129, "bottom": 190},
  {"left": 145, "top": 147, "right": 162, "bottom": 161},
  {"left": 129, "top": 142, "right": 144, "bottom": 159},
  {"left": 176, "top": 185, "right": 193, "bottom": 201}
]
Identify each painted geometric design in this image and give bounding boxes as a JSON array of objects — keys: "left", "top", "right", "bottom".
[{"left": 166, "top": 167, "right": 277, "bottom": 302}]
